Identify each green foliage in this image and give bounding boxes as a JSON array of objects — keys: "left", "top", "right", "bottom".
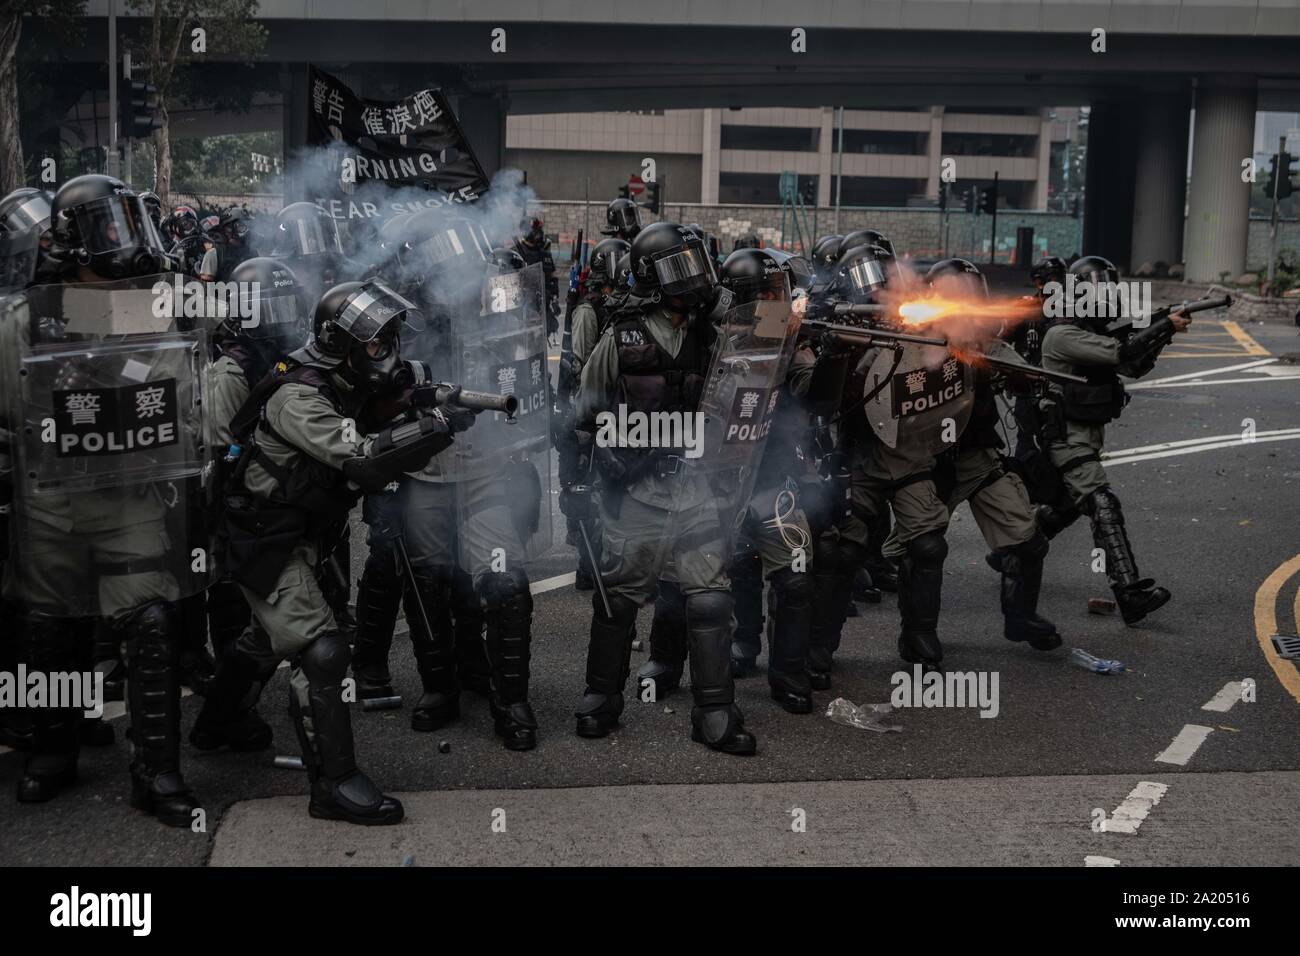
[
  {"left": 1264, "top": 248, "right": 1300, "bottom": 298},
  {"left": 170, "top": 130, "right": 281, "bottom": 195}
]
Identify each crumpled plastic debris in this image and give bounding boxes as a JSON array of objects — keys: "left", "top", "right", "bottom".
[{"left": 825, "top": 697, "right": 903, "bottom": 733}]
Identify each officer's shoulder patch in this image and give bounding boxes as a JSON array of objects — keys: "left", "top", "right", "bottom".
[{"left": 618, "top": 327, "right": 646, "bottom": 346}]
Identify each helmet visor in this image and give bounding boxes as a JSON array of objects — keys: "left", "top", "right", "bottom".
[
  {"left": 611, "top": 203, "right": 642, "bottom": 233},
  {"left": 73, "top": 196, "right": 152, "bottom": 256},
  {"left": 337, "top": 282, "right": 426, "bottom": 343},
  {"left": 769, "top": 251, "right": 814, "bottom": 292},
  {"left": 241, "top": 291, "right": 310, "bottom": 343},
  {"left": 844, "top": 255, "right": 887, "bottom": 298},
  {"left": 3, "top": 194, "right": 52, "bottom": 234},
  {"left": 279, "top": 210, "right": 343, "bottom": 257},
  {"left": 652, "top": 242, "right": 716, "bottom": 296}
]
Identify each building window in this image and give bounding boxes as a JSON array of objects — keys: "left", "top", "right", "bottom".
[
  {"left": 719, "top": 172, "right": 818, "bottom": 205},
  {"left": 838, "top": 129, "right": 927, "bottom": 156},
  {"left": 833, "top": 176, "right": 928, "bottom": 207},
  {"left": 720, "top": 125, "right": 820, "bottom": 152},
  {"left": 941, "top": 132, "right": 1038, "bottom": 158}
]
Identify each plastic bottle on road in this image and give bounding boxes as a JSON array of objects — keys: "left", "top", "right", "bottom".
[{"left": 1070, "top": 647, "right": 1127, "bottom": 674}]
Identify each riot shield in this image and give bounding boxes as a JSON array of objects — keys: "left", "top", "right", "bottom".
[
  {"left": 863, "top": 341, "right": 975, "bottom": 452},
  {"left": 0, "top": 275, "right": 214, "bottom": 617},
  {"left": 0, "top": 228, "right": 39, "bottom": 296},
  {"left": 436, "top": 262, "right": 553, "bottom": 569},
  {"left": 670, "top": 298, "right": 803, "bottom": 559}
]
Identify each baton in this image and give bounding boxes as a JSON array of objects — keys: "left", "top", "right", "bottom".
[{"left": 577, "top": 518, "right": 611, "bottom": 619}]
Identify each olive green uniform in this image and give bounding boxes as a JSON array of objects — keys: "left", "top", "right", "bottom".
[{"left": 1040, "top": 323, "right": 1117, "bottom": 501}]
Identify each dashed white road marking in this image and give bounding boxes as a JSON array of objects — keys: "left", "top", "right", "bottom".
[
  {"left": 1129, "top": 358, "right": 1276, "bottom": 387},
  {"left": 1155, "top": 725, "right": 1215, "bottom": 766},
  {"left": 1102, "top": 781, "right": 1169, "bottom": 834},
  {"left": 1085, "top": 855, "right": 1122, "bottom": 867},
  {"left": 1202, "top": 682, "right": 1243, "bottom": 713},
  {"left": 531, "top": 571, "right": 576, "bottom": 595}
]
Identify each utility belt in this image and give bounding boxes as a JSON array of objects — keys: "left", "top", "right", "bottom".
[{"left": 1059, "top": 378, "right": 1128, "bottom": 426}]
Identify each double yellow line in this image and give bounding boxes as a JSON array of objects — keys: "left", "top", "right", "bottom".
[{"left": 1254, "top": 554, "right": 1300, "bottom": 704}]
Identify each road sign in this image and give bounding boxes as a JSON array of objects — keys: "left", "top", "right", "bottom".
[{"left": 627, "top": 175, "right": 645, "bottom": 197}]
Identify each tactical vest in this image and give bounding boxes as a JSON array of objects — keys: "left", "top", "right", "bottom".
[{"left": 1061, "top": 366, "right": 1128, "bottom": 425}]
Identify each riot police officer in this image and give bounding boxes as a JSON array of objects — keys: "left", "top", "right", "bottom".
[
  {"left": 574, "top": 221, "right": 758, "bottom": 755},
  {"left": 196, "top": 278, "right": 472, "bottom": 824},
  {"left": 513, "top": 217, "right": 559, "bottom": 335},
  {"left": 1035, "top": 255, "right": 1188, "bottom": 624},
  {"left": 2, "top": 174, "right": 204, "bottom": 823},
  {"left": 600, "top": 197, "right": 643, "bottom": 242}
]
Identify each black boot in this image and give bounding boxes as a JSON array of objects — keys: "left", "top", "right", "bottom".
[
  {"left": 1084, "top": 488, "right": 1171, "bottom": 626},
  {"left": 729, "top": 551, "right": 764, "bottom": 677},
  {"left": 638, "top": 581, "right": 686, "bottom": 698},
  {"left": 351, "top": 545, "right": 404, "bottom": 701},
  {"left": 864, "top": 508, "right": 899, "bottom": 592},
  {"left": 998, "top": 533, "right": 1061, "bottom": 651},
  {"left": 897, "top": 531, "right": 946, "bottom": 668},
  {"left": 687, "top": 590, "right": 756, "bottom": 755},
  {"left": 297, "top": 631, "right": 403, "bottom": 826},
  {"left": 190, "top": 642, "right": 275, "bottom": 751},
  {"left": 122, "top": 601, "right": 202, "bottom": 828},
  {"left": 806, "top": 534, "right": 864, "bottom": 689},
  {"left": 852, "top": 567, "right": 883, "bottom": 605},
  {"left": 482, "top": 569, "right": 538, "bottom": 751},
  {"left": 575, "top": 593, "right": 638, "bottom": 738},
  {"left": 767, "top": 569, "right": 814, "bottom": 714},
  {"left": 15, "top": 618, "right": 86, "bottom": 803},
  {"left": 404, "top": 566, "right": 460, "bottom": 732}
]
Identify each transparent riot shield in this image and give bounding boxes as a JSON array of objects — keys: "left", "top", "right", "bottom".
[
  {"left": 863, "top": 341, "right": 975, "bottom": 452},
  {"left": 0, "top": 275, "right": 214, "bottom": 618},
  {"left": 0, "top": 228, "right": 39, "bottom": 296},
  {"left": 669, "top": 298, "right": 803, "bottom": 562},
  {"left": 445, "top": 261, "right": 553, "bottom": 572}
]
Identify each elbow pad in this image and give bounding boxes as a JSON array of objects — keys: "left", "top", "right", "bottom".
[{"left": 341, "top": 413, "right": 455, "bottom": 493}]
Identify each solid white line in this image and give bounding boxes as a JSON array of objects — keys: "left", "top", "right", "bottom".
[
  {"left": 1085, "top": 855, "right": 1121, "bottom": 867},
  {"left": 1154, "top": 725, "right": 1214, "bottom": 766},
  {"left": 1201, "top": 682, "right": 1243, "bottom": 713},
  {"left": 531, "top": 571, "right": 576, "bottom": 595},
  {"left": 1103, "top": 433, "right": 1300, "bottom": 465},
  {"left": 1101, "top": 428, "right": 1300, "bottom": 458},
  {"left": 1102, "top": 781, "right": 1169, "bottom": 834},
  {"left": 1133, "top": 358, "right": 1276, "bottom": 386},
  {"left": 1129, "top": 375, "right": 1298, "bottom": 390}
]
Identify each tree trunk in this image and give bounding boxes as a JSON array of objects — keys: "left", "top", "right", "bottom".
[
  {"left": 0, "top": 11, "right": 24, "bottom": 194},
  {"left": 152, "top": 101, "right": 171, "bottom": 205}
]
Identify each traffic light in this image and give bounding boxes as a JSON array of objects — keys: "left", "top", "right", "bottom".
[
  {"left": 965, "top": 188, "right": 978, "bottom": 214},
  {"left": 645, "top": 180, "right": 660, "bottom": 215},
  {"left": 618, "top": 183, "right": 630, "bottom": 200},
  {"left": 980, "top": 181, "right": 999, "bottom": 215},
  {"left": 119, "top": 79, "right": 163, "bottom": 139},
  {"left": 1266, "top": 150, "right": 1296, "bottom": 200}
]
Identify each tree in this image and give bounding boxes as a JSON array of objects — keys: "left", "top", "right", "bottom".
[
  {"left": 0, "top": 1, "right": 87, "bottom": 194},
  {"left": 125, "top": 0, "right": 266, "bottom": 204}
]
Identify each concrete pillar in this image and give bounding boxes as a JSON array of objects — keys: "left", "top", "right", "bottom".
[
  {"left": 1082, "top": 99, "right": 1140, "bottom": 270},
  {"left": 280, "top": 65, "right": 310, "bottom": 202},
  {"left": 700, "top": 108, "right": 721, "bottom": 204},
  {"left": 1129, "top": 92, "right": 1191, "bottom": 272},
  {"left": 817, "top": 107, "right": 834, "bottom": 207},
  {"left": 1033, "top": 108, "right": 1053, "bottom": 210},
  {"left": 1185, "top": 85, "right": 1256, "bottom": 283},
  {"left": 926, "top": 106, "right": 944, "bottom": 200},
  {"left": 456, "top": 92, "right": 509, "bottom": 181}
]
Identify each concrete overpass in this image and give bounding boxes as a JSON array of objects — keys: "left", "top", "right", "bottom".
[{"left": 53, "top": 0, "right": 1300, "bottom": 279}]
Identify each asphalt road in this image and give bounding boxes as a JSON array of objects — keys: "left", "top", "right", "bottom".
[{"left": 2, "top": 304, "right": 1298, "bottom": 868}]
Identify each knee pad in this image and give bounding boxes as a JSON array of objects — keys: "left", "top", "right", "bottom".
[
  {"left": 299, "top": 630, "right": 352, "bottom": 684},
  {"left": 480, "top": 567, "right": 533, "bottom": 615},
  {"left": 122, "top": 600, "right": 177, "bottom": 658},
  {"left": 1014, "top": 531, "right": 1050, "bottom": 562},
  {"left": 906, "top": 531, "right": 948, "bottom": 570},
  {"left": 686, "top": 589, "right": 733, "bottom": 630},
  {"left": 1082, "top": 486, "right": 1121, "bottom": 521}
]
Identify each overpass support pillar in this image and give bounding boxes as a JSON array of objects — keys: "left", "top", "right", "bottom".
[
  {"left": 1185, "top": 85, "right": 1256, "bottom": 283},
  {"left": 457, "top": 92, "right": 509, "bottom": 182},
  {"left": 1082, "top": 100, "right": 1139, "bottom": 269},
  {"left": 1130, "top": 92, "right": 1191, "bottom": 272}
]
